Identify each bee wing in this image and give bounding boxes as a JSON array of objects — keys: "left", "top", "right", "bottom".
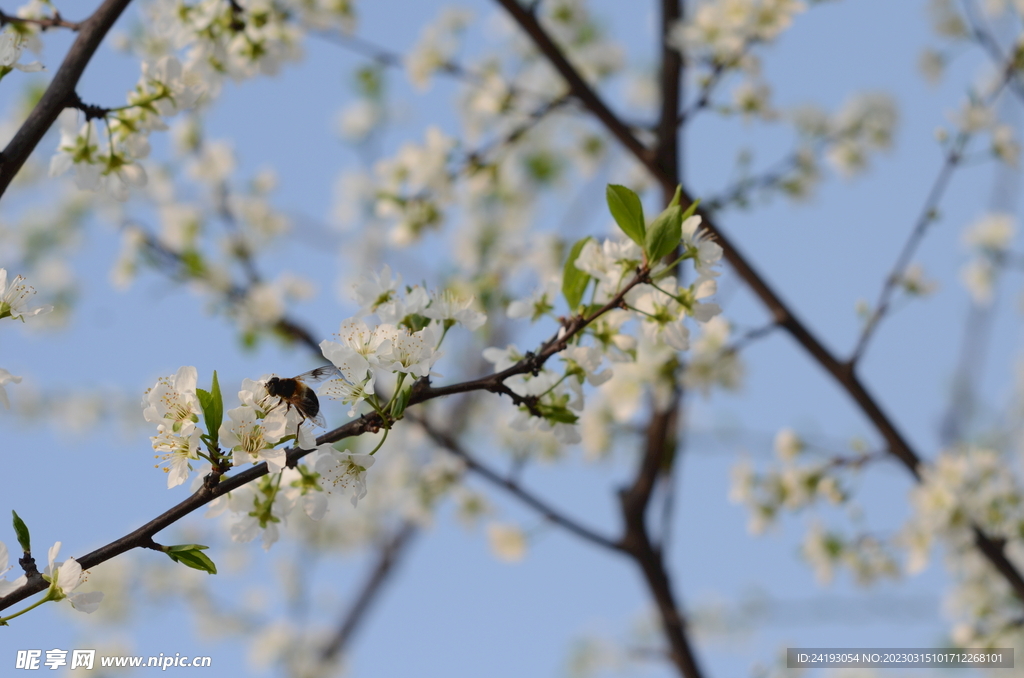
[
  {"left": 294, "top": 365, "right": 343, "bottom": 384},
  {"left": 309, "top": 411, "right": 327, "bottom": 429}
]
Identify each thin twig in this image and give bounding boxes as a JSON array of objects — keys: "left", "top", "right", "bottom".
[
  {"left": 849, "top": 64, "right": 1016, "bottom": 365},
  {"left": 721, "top": 321, "right": 779, "bottom": 357},
  {"left": 848, "top": 134, "right": 966, "bottom": 365},
  {"left": 675, "top": 48, "right": 752, "bottom": 129},
  {"left": 962, "top": 0, "right": 1024, "bottom": 104},
  {"left": 412, "top": 413, "right": 623, "bottom": 552},
  {"left": 701, "top": 138, "right": 829, "bottom": 213},
  {"left": 0, "top": 9, "right": 81, "bottom": 31},
  {"left": 851, "top": 45, "right": 1016, "bottom": 364},
  {"left": 463, "top": 93, "right": 574, "bottom": 167}
]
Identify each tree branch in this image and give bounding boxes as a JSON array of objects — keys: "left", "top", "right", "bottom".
[
  {"left": 0, "top": 0, "right": 135, "bottom": 199},
  {"left": 0, "top": 263, "right": 653, "bottom": 613},
  {"left": 492, "top": 0, "right": 1024, "bottom": 619},
  {"left": 412, "top": 413, "right": 623, "bottom": 552},
  {"left": 493, "top": 0, "right": 652, "bottom": 166}
]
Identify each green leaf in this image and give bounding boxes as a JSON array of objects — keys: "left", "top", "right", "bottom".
[
  {"left": 606, "top": 184, "right": 645, "bottom": 246},
  {"left": 11, "top": 511, "right": 30, "bottom": 553},
  {"left": 562, "top": 236, "right": 593, "bottom": 311},
  {"left": 668, "top": 185, "right": 683, "bottom": 209},
  {"left": 645, "top": 205, "right": 683, "bottom": 261},
  {"left": 390, "top": 387, "right": 411, "bottom": 419},
  {"left": 680, "top": 197, "right": 700, "bottom": 222},
  {"left": 208, "top": 371, "right": 223, "bottom": 441},
  {"left": 197, "top": 371, "right": 224, "bottom": 447},
  {"left": 538, "top": 403, "right": 579, "bottom": 424},
  {"left": 164, "top": 544, "right": 218, "bottom": 575}
]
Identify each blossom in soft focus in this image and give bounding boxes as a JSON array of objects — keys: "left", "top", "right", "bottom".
[
  {"left": 0, "top": 541, "right": 26, "bottom": 596},
  {"left": 487, "top": 523, "right": 527, "bottom": 562},
  {"left": 0, "top": 368, "right": 22, "bottom": 410},
  {"left": 43, "top": 542, "right": 103, "bottom": 613},
  {"left": 0, "top": 28, "right": 43, "bottom": 78},
  {"left": 774, "top": 427, "right": 804, "bottom": 461}
]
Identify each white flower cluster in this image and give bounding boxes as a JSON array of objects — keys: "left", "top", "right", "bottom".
[
  {"left": 682, "top": 317, "right": 744, "bottom": 397},
  {"left": 802, "top": 522, "right": 899, "bottom": 586},
  {"left": 821, "top": 94, "right": 899, "bottom": 178},
  {"left": 206, "top": 457, "right": 339, "bottom": 550},
  {"left": 45, "top": 0, "right": 357, "bottom": 202},
  {"left": 49, "top": 56, "right": 203, "bottom": 201},
  {"left": 145, "top": 0, "right": 303, "bottom": 82},
  {"left": 481, "top": 343, "right": 610, "bottom": 445},
  {"left": 729, "top": 429, "right": 848, "bottom": 535},
  {"left": 142, "top": 366, "right": 205, "bottom": 487},
  {"left": 319, "top": 265, "right": 486, "bottom": 415},
  {"left": 490, "top": 203, "right": 727, "bottom": 445},
  {"left": 406, "top": 7, "right": 473, "bottom": 90},
  {"left": 142, "top": 366, "right": 324, "bottom": 490},
  {"left": 909, "top": 447, "right": 1024, "bottom": 547},
  {"left": 668, "top": 0, "right": 807, "bottom": 65},
  {"left": 959, "top": 213, "right": 1016, "bottom": 305},
  {"left": 729, "top": 428, "right": 907, "bottom": 587},
  {"left": 578, "top": 217, "right": 722, "bottom": 341},
  {"left": 374, "top": 127, "right": 457, "bottom": 245},
  {"left": 138, "top": 268, "right": 488, "bottom": 548},
  {"left": 902, "top": 446, "right": 1024, "bottom": 646}
]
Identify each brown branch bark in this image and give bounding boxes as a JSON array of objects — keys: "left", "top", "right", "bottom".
[
  {"left": 612, "top": 1, "right": 705, "bottom": 675},
  {"left": 491, "top": 0, "right": 1024, "bottom": 605},
  {"left": 0, "top": 0, "right": 134, "bottom": 199}
]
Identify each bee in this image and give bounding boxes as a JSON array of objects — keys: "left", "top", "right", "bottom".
[{"left": 265, "top": 365, "right": 341, "bottom": 428}]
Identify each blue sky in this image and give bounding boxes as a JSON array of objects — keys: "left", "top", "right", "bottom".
[{"left": 1, "top": 0, "right": 1020, "bottom": 676}]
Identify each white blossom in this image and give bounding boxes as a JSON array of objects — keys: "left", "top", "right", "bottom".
[
  {"left": 487, "top": 523, "right": 527, "bottom": 562},
  {"left": 0, "top": 269, "right": 52, "bottom": 321},
  {"left": 142, "top": 366, "right": 201, "bottom": 435},
  {"left": 220, "top": 405, "right": 287, "bottom": 473},
  {"left": 0, "top": 28, "right": 43, "bottom": 77},
  {"left": 0, "top": 368, "right": 21, "bottom": 410},
  {"left": 43, "top": 542, "right": 103, "bottom": 613},
  {"left": 151, "top": 425, "right": 203, "bottom": 488},
  {"left": 423, "top": 289, "right": 486, "bottom": 330},
  {"left": 314, "top": 447, "right": 375, "bottom": 507},
  {"left": 0, "top": 541, "right": 26, "bottom": 597}
]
